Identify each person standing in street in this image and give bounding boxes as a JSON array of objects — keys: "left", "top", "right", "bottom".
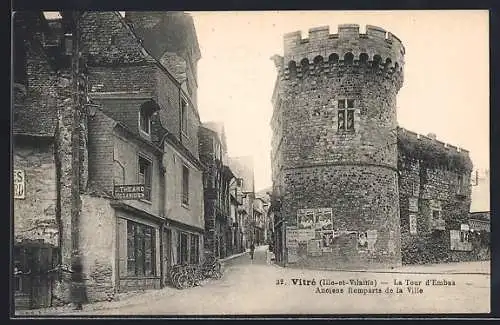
[{"left": 250, "top": 243, "right": 255, "bottom": 260}]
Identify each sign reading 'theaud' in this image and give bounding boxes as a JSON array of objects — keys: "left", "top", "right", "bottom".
[{"left": 114, "top": 184, "right": 145, "bottom": 200}]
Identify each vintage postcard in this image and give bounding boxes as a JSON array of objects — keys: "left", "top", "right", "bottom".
[{"left": 12, "top": 10, "right": 490, "bottom": 316}]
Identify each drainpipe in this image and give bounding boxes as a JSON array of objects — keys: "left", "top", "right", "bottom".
[
  {"left": 71, "top": 10, "right": 82, "bottom": 266},
  {"left": 158, "top": 159, "right": 166, "bottom": 288}
]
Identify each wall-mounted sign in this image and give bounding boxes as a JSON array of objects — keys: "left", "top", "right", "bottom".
[
  {"left": 409, "top": 214, "right": 417, "bottom": 235},
  {"left": 287, "top": 246, "right": 299, "bottom": 263},
  {"left": 408, "top": 197, "right": 418, "bottom": 212},
  {"left": 307, "top": 239, "right": 322, "bottom": 256},
  {"left": 431, "top": 218, "right": 446, "bottom": 230},
  {"left": 297, "top": 207, "right": 333, "bottom": 230},
  {"left": 460, "top": 224, "right": 470, "bottom": 231},
  {"left": 14, "top": 169, "right": 25, "bottom": 199},
  {"left": 287, "top": 226, "right": 315, "bottom": 247},
  {"left": 114, "top": 184, "right": 145, "bottom": 200},
  {"left": 429, "top": 199, "right": 442, "bottom": 211}
]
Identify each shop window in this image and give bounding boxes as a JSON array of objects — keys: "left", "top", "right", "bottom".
[
  {"left": 338, "top": 99, "right": 355, "bottom": 132},
  {"left": 127, "top": 221, "right": 156, "bottom": 276},
  {"left": 138, "top": 156, "right": 152, "bottom": 201},
  {"left": 177, "top": 232, "right": 189, "bottom": 264},
  {"left": 182, "top": 165, "right": 189, "bottom": 205},
  {"left": 189, "top": 234, "right": 200, "bottom": 264}
]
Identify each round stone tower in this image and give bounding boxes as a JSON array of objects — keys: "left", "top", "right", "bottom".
[{"left": 271, "top": 24, "right": 405, "bottom": 269}]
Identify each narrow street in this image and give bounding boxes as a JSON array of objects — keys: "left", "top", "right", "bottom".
[{"left": 17, "top": 246, "right": 490, "bottom": 316}]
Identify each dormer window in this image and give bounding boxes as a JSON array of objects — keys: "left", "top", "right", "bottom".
[{"left": 139, "top": 104, "right": 153, "bottom": 135}]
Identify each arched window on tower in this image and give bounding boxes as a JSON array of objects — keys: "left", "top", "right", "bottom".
[
  {"left": 344, "top": 52, "right": 354, "bottom": 65},
  {"left": 313, "top": 55, "right": 324, "bottom": 72},
  {"left": 328, "top": 53, "right": 339, "bottom": 66},
  {"left": 372, "top": 55, "right": 382, "bottom": 69},
  {"left": 300, "top": 58, "right": 310, "bottom": 75},
  {"left": 384, "top": 58, "right": 392, "bottom": 71},
  {"left": 359, "top": 53, "right": 369, "bottom": 66},
  {"left": 288, "top": 61, "right": 297, "bottom": 78}
]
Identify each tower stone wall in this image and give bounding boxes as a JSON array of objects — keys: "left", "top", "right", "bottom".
[{"left": 271, "top": 24, "right": 405, "bottom": 269}]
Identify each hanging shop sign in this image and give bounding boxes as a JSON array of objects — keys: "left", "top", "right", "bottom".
[{"left": 114, "top": 184, "right": 145, "bottom": 200}]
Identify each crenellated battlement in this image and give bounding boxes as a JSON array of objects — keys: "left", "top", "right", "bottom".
[
  {"left": 398, "top": 128, "right": 469, "bottom": 155},
  {"left": 281, "top": 24, "right": 405, "bottom": 82}
]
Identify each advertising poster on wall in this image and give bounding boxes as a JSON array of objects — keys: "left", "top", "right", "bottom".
[
  {"left": 409, "top": 214, "right": 418, "bottom": 234},
  {"left": 315, "top": 208, "right": 333, "bottom": 230},
  {"left": 307, "top": 239, "right": 322, "bottom": 256},
  {"left": 298, "top": 209, "right": 314, "bottom": 229}
]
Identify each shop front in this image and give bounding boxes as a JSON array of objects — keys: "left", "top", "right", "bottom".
[{"left": 114, "top": 208, "right": 161, "bottom": 293}]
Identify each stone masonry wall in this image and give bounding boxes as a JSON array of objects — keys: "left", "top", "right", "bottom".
[
  {"left": 281, "top": 67, "right": 399, "bottom": 169},
  {"left": 79, "top": 195, "right": 116, "bottom": 302},
  {"left": 273, "top": 25, "right": 404, "bottom": 269},
  {"left": 399, "top": 152, "right": 474, "bottom": 264},
  {"left": 14, "top": 138, "right": 59, "bottom": 247},
  {"left": 87, "top": 108, "right": 116, "bottom": 196},
  {"left": 283, "top": 165, "right": 401, "bottom": 269}
]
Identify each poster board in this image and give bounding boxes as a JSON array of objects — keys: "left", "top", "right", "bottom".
[
  {"left": 408, "top": 197, "right": 418, "bottom": 212},
  {"left": 307, "top": 239, "right": 322, "bottom": 256},
  {"left": 409, "top": 214, "right": 417, "bottom": 234}
]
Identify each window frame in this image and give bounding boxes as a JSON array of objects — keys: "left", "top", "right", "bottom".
[
  {"left": 138, "top": 155, "right": 152, "bottom": 202},
  {"left": 180, "top": 96, "right": 188, "bottom": 136},
  {"left": 126, "top": 220, "right": 156, "bottom": 277},
  {"left": 189, "top": 234, "right": 200, "bottom": 264},
  {"left": 177, "top": 231, "right": 189, "bottom": 264},
  {"left": 337, "top": 99, "right": 355, "bottom": 132},
  {"left": 182, "top": 165, "right": 190, "bottom": 206},
  {"left": 139, "top": 107, "right": 152, "bottom": 136}
]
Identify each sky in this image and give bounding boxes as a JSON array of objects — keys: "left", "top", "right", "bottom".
[
  {"left": 42, "top": 10, "right": 490, "bottom": 193},
  {"left": 190, "top": 10, "right": 489, "bottom": 192}
]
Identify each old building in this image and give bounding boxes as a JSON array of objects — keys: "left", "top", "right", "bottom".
[
  {"left": 13, "top": 10, "right": 205, "bottom": 308},
  {"left": 199, "top": 122, "right": 236, "bottom": 258},
  {"left": 252, "top": 197, "right": 266, "bottom": 246},
  {"left": 229, "top": 176, "right": 245, "bottom": 254},
  {"left": 270, "top": 24, "right": 474, "bottom": 270},
  {"left": 12, "top": 11, "right": 91, "bottom": 309},
  {"left": 397, "top": 129, "right": 473, "bottom": 264},
  {"left": 228, "top": 156, "right": 256, "bottom": 248}
]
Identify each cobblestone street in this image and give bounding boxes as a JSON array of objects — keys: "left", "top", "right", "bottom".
[{"left": 16, "top": 246, "right": 490, "bottom": 316}]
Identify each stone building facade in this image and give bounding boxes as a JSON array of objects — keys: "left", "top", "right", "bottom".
[
  {"left": 397, "top": 129, "right": 473, "bottom": 264},
  {"left": 229, "top": 156, "right": 256, "bottom": 248},
  {"left": 271, "top": 25, "right": 405, "bottom": 270},
  {"left": 270, "top": 25, "right": 474, "bottom": 270},
  {"left": 12, "top": 11, "right": 89, "bottom": 309},
  {"left": 12, "top": 11, "right": 205, "bottom": 308},
  {"left": 199, "top": 123, "right": 236, "bottom": 258}
]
